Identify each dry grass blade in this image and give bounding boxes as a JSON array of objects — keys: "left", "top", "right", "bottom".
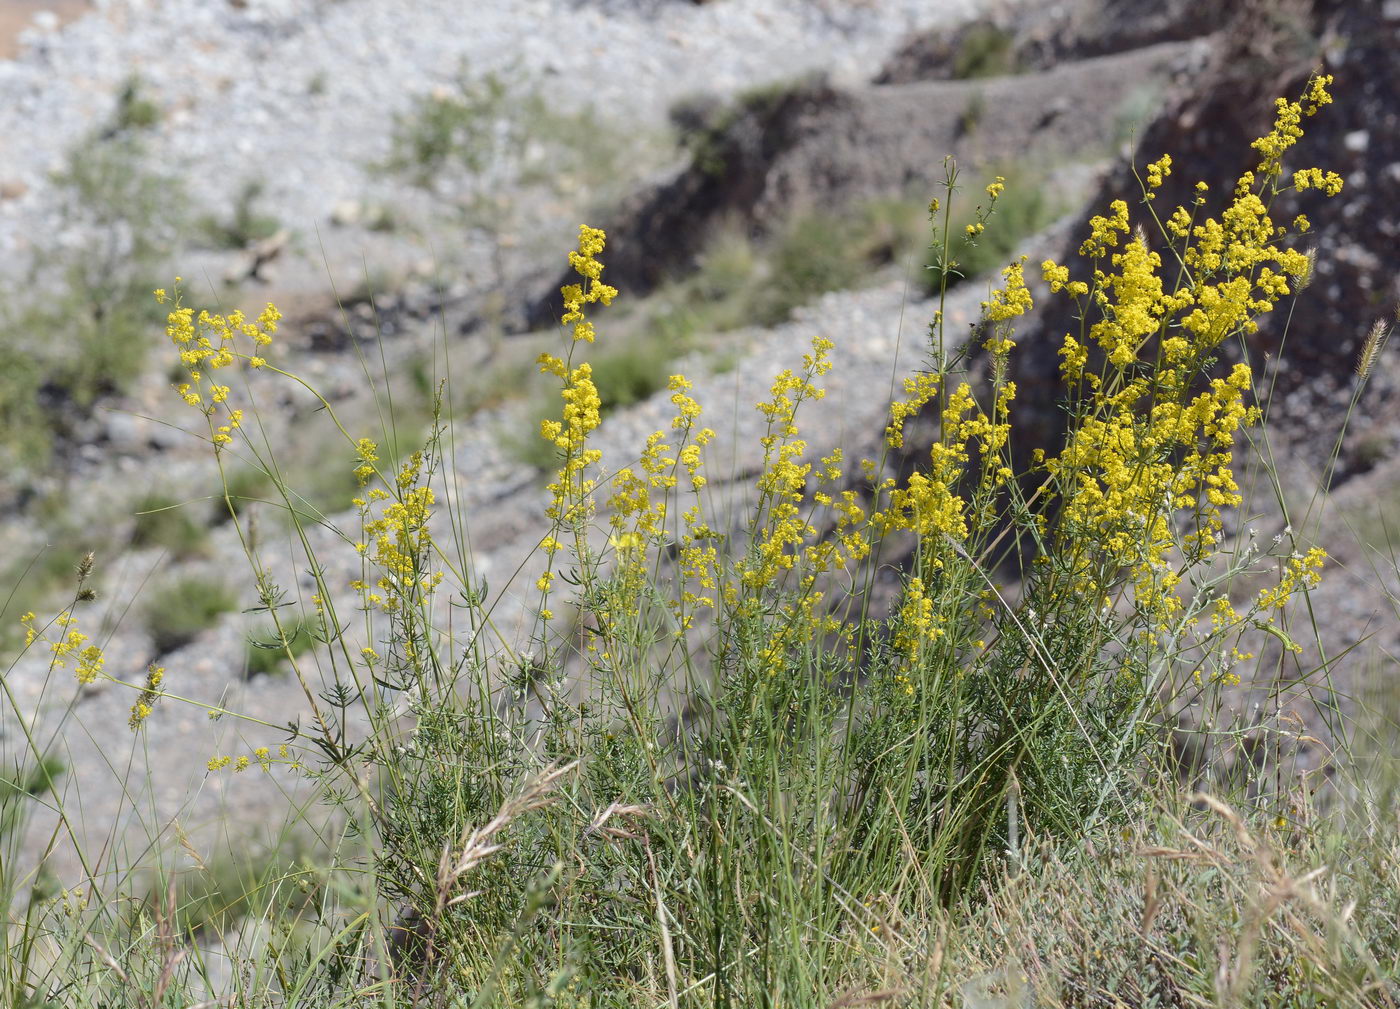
[
  {"left": 586, "top": 801, "right": 651, "bottom": 840},
  {"left": 436, "top": 760, "right": 579, "bottom": 911},
  {"left": 828, "top": 989, "right": 904, "bottom": 1007}
]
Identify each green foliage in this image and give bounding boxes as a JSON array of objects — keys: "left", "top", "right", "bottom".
[
  {"left": 128, "top": 494, "right": 206, "bottom": 558},
  {"left": 244, "top": 618, "right": 314, "bottom": 678},
  {"left": 111, "top": 76, "right": 161, "bottom": 133},
  {"left": 631, "top": 199, "right": 931, "bottom": 345},
  {"left": 0, "top": 131, "right": 185, "bottom": 481},
  {"left": 153, "top": 837, "right": 317, "bottom": 937},
  {"left": 197, "top": 178, "right": 283, "bottom": 250},
  {"left": 591, "top": 343, "right": 672, "bottom": 415},
  {"left": 218, "top": 467, "right": 275, "bottom": 523},
  {"left": 952, "top": 22, "right": 1017, "bottom": 79},
  {"left": 754, "top": 211, "right": 871, "bottom": 324},
  {"left": 145, "top": 577, "right": 236, "bottom": 655}
]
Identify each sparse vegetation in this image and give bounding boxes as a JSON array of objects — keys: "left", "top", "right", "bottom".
[
  {"left": 244, "top": 617, "right": 314, "bottom": 678},
  {"left": 129, "top": 493, "right": 207, "bottom": 557},
  {"left": 197, "top": 178, "right": 283, "bottom": 251},
  {"left": 145, "top": 577, "right": 236, "bottom": 655},
  {"left": 951, "top": 22, "right": 1017, "bottom": 80},
  {"left": 0, "top": 130, "right": 184, "bottom": 482}
]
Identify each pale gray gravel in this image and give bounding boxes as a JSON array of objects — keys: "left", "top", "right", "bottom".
[{"left": 0, "top": 0, "right": 994, "bottom": 288}]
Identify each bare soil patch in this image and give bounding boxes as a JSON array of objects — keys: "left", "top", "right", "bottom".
[{"left": 0, "top": 0, "right": 90, "bottom": 61}]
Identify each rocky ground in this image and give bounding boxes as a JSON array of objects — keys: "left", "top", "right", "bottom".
[{"left": 1, "top": 0, "right": 1397, "bottom": 902}]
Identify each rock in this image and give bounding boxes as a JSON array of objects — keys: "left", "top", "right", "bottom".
[{"left": 331, "top": 200, "right": 364, "bottom": 227}]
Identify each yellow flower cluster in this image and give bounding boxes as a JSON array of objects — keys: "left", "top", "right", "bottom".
[
  {"left": 519, "top": 75, "right": 1339, "bottom": 698},
  {"left": 1144, "top": 154, "right": 1171, "bottom": 193},
  {"left": 353, "top": 452, "right": 442, "bottom": 613},
  {"left": 1030, "top": 76, "right": 1343, "bottom": 627},
  {"left": 1257, "top": 547, "right": 1326, "bottom": 612},
  {"left": 739, "top": 336, "right": 834, "bottom": 592},
  {"left": 208, "top": 743, "right": 293, "bottom": 773},
  {"left": 1251, "top": 75, "right": 1333, "bottom": 177},
  {"left": 22, "top": 610, "right": 106, "bottom": 685},
  {"left": 886, "top": 371, "right": 940, "bottom": 450},
  {"left": 539, "top": 356, "right": 604, "bottom": 524},
  {"left": 1046, "top": 363, "right": 1256, "bottom": 624},
  {"left": 892, "top": 576, "right": 943, "bottom": 663},
  {"left": 560, "top": 224, "right": 618, "bottom": 344},
  {"left": 607, "top": 375, "right": 716, "bottom": 577},
  {"left": 874, "top": 379, "right": 1014, "bottom": 555},
  {"left": 159, "top": 283, "right": 280, "bottom": 448},
  {"left": 354, "top": 437, "right": 380, "bottom": 486},
  {"left": 538, "top": 230, "right": 618, "bottom": 532},
  {"left": 981, "top": 257, "right": 1033, "bottom": 326}
]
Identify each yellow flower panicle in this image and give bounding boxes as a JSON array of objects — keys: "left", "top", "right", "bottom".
[
  {"left": 159, "top": 282, "right": 280, "bottom": 449},
  {"left": 23, "top": 609, "right": 106, "bottom": 685},
  {"left": 1029, "top": 76, "right": 1343, "bottom": 629},
  {"left": 539, "top": 227, "right": 619, "bottom": 544},
  {"left": 560, "top": 224, "right": 618, "bottom": 343},
  {"left": 354, "top": 452, "right": 442, "bottom": 614},
  {"left": 738, "top": 336, "right": 835, "bottom": 593}
]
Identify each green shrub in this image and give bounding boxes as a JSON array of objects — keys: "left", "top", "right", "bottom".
[
  {"left": 952, "top": 22, "right": 1017, "bottom": 79},
  {"left": 217, "top": 467, "right": 275, "bottom": 523},
  {"left": 128, "top": 494, "right": 206, "bottom": 557},
  {"left": 145, "top": 578, "right": 236, "bottom": 656},
  {"left": 591, "top": 344, "right": 671, "bottom": 414},
  {"left": 0, "top": 132, "right": 185, "bottom": 481},
  {"left": 110, "top": 75, "right": 161, "bottom": 133},
  {"left": 197, "top": 178, "right": 283, "bottom": 250},
  {"left": 754, "top": 211, "right": 870, "bottom": 324}
]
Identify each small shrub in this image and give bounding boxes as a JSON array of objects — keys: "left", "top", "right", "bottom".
[
  {"left": 145, "top": 578, "right": 236, "bottom": 656},
  {"left": 958, "top": 88, "right": 987, "bottom": 135},
  {"left": 197, "top": 179, "right": 283, "bottom": 250},
  {"left": 0, "top": 132, "right": 185, "bottom": 480},
  {"left": 756, "top": 212, "right": 869, "bottom": 324},
  {"left": 591, "top": 344, "right": 671, "bottom": 414},
  {"left": 217, "top": 467, "right": 275, "bottom": 523},
  {"left": 110, "top": 75, "right": 161, "bottom": 133},
  {"left": 952, "top": 22, "right": 1017, "bottom": 79},
  {"left": 129, "top": 494, "right": 205, "bottom": 557}
]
